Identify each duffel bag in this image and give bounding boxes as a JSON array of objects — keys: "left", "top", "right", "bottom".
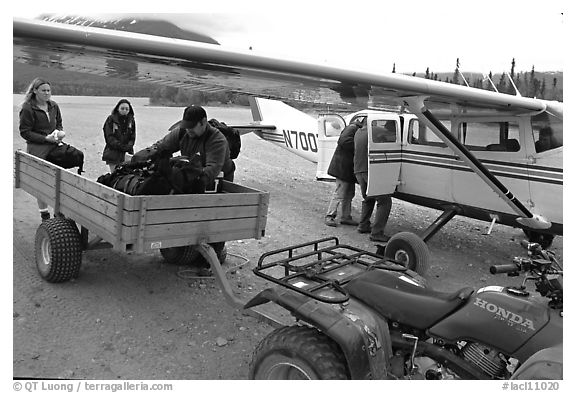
[{"left": 46, "top": 143, "right": 84, "bottom": 174}]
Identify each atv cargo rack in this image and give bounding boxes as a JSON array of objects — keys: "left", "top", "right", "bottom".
[{"left": 253, "top": 237, "right": 409, "bottom": 304}]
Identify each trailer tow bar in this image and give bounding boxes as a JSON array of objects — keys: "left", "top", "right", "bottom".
[{"left": 196, "top": 241, "right": 284, "bottom": 328}]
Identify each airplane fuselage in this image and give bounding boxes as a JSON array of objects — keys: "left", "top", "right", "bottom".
[{"left": 251, "top": 98, "right": 563, "bottom": 237}]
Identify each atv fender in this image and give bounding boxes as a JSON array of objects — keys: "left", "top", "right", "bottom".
[
  {"left": 510, "top": 345, "right": 562, "bottom": 380},
  {"left": 245, "top": 288, "right": 393, "bottom": 379}
]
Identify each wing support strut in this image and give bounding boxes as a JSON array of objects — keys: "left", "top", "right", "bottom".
[{"left": 402, "top": 96, "right": 550, "bottom": 230}]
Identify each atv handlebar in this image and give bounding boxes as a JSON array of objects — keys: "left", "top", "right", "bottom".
[{"left": 490, "top": 264, "right": 519, "bottom": 274}]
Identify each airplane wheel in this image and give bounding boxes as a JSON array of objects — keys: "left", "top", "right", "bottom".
[
  {"left": 384, "top": 232, "right": 430, "bottom": 275},
  {"left": 522, "top": 229, "right": 554, "bottom": 249}
]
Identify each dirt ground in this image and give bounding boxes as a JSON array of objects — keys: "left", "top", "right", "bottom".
[{"left": 12, "top": 111, "right": 563, "bottom": 380}]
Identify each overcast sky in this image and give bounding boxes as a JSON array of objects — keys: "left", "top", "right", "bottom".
[{"left": 11, "top": 0, "right": 566, "bottom": 74}]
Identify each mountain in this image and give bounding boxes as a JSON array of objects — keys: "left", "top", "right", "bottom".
[
  {"left": 13, "top": 15, "right": 220, "bottom": 95},
  {"left": 38, "top": 14, "right": 220, "bottom": 44}
]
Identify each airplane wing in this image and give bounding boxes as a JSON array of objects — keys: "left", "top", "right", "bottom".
[{"left": 13, "top": 18, "right": 551, "bottom": 115}]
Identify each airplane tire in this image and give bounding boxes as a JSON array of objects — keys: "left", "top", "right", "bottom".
[
  {"left": 522, "top": 229, "right": 554, "bottom": 249},
  {"left": 384, "top": 231, "right": 430, "bottom": 275},
  {"left": 35, "top": 217, "right": 82, "bottom": 283},
  {"left": 249, "top": 325, "right": 349, "bottom": 380}
]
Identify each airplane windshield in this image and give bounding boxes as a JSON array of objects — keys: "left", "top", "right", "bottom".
[{"left": 531, "top": 112, "right": 563, "bottom": 153}]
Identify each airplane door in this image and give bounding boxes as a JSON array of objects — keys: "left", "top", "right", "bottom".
[
  {"left": 367, "top": 115, "right": 402, "bottom": 196},
  {"left": 316, "top": 115, "right": 346, "bottom": 180}
]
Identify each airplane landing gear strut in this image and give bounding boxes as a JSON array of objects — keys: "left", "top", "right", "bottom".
[{"left": 420, "top": 206, "right": 462, "bottom": 242}]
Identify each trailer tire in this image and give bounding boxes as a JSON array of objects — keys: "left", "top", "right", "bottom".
[
  {"left": 160, "top": 242, "right": 227, "bottom": 266},
  {"left": 384, "top": 231, "right": 430, "bottom": 275},
  {"left": 35, "top": 217, "right": 82, "bottom": 283},
  {"left": 160, "top": 246, "right": 199, "bottom": 265},
  {"left": 249, "top": 325, "right": 349, "bottom": 380}
]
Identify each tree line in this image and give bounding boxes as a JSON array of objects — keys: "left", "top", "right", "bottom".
[{"left": 398, "top": 58, "right": 562, "bottom": 101}]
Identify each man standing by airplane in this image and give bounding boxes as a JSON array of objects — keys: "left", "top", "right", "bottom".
[
  {"left": 324, "top": 120, "right": 364, "bottom": 227},
  {"left": 354, "top": 123, "right": 392, "bottom": 242}
]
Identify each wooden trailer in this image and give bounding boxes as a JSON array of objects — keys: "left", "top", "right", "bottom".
[{"left": 14, "top": 150, "right": 270, "bottom": 309}]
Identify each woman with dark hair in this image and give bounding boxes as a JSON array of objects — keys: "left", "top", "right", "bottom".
[
  {"left": 102, "top": 99, "right": 136, "bottom": 172},
  {"left": 19, "top": 77, "right": 65, "bottom": 221}
]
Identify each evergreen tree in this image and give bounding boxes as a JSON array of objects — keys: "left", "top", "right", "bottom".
[
  {"left": 497, "top": 73, "right": 507, "bottom": 92},
  {"left": 452, "top": 58, "right": 460, "bottom": 85},
  {"left": 540, "top": 80, "right": 546, "bottom": 99},
  {"left": 528, "top": 65, "right": 536, "bottom": 97},
  {"left": 507, "top": 58, "right": 517, "bottom": 95}
]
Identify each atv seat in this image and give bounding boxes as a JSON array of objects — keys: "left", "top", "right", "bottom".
[{"left": 346, "top": 269, "right": 473, "bottom": 330}]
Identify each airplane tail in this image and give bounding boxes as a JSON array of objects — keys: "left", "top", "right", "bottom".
[
  {"left": 230, "top": 97, "right": 311, "bottom": 136},
  {"left": 248, "top": 97, "right": 315, "bottom": 125}
]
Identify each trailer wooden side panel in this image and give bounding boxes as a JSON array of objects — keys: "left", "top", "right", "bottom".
[{"left": 15, "top": 151, "right": 269, "bottom": 254}]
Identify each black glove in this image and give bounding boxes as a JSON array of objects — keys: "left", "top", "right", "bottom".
[{"left": 199, "top": 171, "right": 210, "bottom": 188}]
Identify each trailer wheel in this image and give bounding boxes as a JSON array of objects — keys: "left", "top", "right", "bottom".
[
  {"left": 160, "top": 242, "right": 227, "bottom": 265},
  {"left": 35, "top": 217, "right": 82, "bottom": 283},
  {"left": 384, "top": 231, "right": 430, "bottom": 275},
  {"left": 160, "top": 246, "right": 199, "bottom": 265},
  {"left": 249, "top": 325, "right": 349, "bottom": 380}
]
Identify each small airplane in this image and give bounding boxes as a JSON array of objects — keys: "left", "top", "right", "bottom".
[{"left": 12, "top": 17, "right": 563, "bottom": 248}]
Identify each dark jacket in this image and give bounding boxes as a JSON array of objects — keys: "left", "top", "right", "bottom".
[
  {"left": 19, "top": 100, "right": 63, "bottom": 158},
  {"left": 353, "top": 126, "right": 369, "bottom": 174},
  {"left": 102, "top": 113, "right": 136, "bottom": 163},
  {"left": 327, "top": 123, "right": 360, "bottom": 183},
  {"left": 153, "top": 124, "right": 234, "bottom": 182}
]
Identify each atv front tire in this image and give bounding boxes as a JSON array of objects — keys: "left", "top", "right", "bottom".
[
  {"left": 35, "top": 217, "right": 82, "bottom": 283},
  {"left": 249, "top": 325, "right": 349, "bottom": 380}
]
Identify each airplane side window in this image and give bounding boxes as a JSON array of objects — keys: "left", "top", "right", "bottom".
[
  {"left": 407, "top": 119, "right": 447, "bottom": 147},
  {"left": 460, "top": 121, "right": 520, "bottom": 152},
  {"left": 532, "top": 113, "right": 563, "bottom": 153},
  {"left": 371, "top": 120, "right": 397, "bottom": 143},
  {"left": 324, "top": 120, "right": 342, "bottom": 137}
]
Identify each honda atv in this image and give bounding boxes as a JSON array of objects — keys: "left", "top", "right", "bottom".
[{"left": 244, "top": 234, "right": 562, "bottom": 380}]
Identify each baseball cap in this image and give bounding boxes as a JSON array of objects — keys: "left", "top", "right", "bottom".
[{"left": 180, "top": 106, "right": 207, "bottom": 129}]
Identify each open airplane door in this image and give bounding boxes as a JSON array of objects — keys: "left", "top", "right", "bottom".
[
  {"left": 316, "top": 115, "right": 346, "bottom": 180},
  {"left": 367, "top": 114, "right": 402, "bottom": 196}
]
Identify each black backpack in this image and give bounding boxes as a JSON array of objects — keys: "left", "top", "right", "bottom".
[
  {"left": 97, "top": 153, "right": 205, "bottom": 196},
  {"left": 208, "top": 118, "right": 241, "bottom": 159},
  {"left": 46, "top": 143, "right": 84, "bottom": 174}
]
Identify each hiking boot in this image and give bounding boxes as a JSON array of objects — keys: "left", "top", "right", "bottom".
[
  {"left": 357, "top": 225, "right": 372, "bottom": 234},
  {"left": 340, "top": 218, "right": 359, "bottom": 226},
  {"left": 40, "top": 211, "right": 50, "bottom": 221},
  {"left": 325, "top": 217, "right": 338, "bottom": 227},
  {"left": 369, "top": 233, "right": 390, "bottom": 242}
]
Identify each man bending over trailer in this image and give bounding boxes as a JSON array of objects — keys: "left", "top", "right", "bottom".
[{"left": 151, "top": 105, "right": 235, "bottom": 186}]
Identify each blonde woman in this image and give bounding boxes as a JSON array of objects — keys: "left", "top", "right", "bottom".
[{"left": 19, "top": 77, "right": 64, "bottom": 221}]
